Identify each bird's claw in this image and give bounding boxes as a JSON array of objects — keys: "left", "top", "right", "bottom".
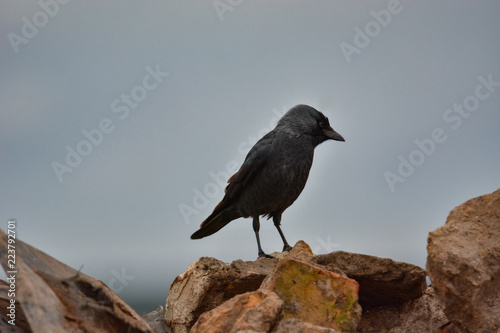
[
  {"left": 283, "top": 245, "right": 292, "bottom": 252},
  {"left": 258, "top": 252, "right": 274, "bottom": 259}
]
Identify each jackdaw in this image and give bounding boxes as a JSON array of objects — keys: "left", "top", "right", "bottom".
[{"left": 191, "top": 104, "right": 345, "bottom": 257}]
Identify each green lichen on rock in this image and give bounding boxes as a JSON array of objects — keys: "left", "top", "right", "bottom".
[{"left": 263, "top": 258, "right": 361, "bottom": 333}]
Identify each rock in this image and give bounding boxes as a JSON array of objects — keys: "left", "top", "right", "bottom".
[
  {"left": 0, "top": 229, "right": 153, "bottom": 333},
  {"left": 229, "top": 257, "right": 277, "bottom": 298},
  {"left": 190, "top": 289, "right": 283, "bottom": 333},
  {"left": 273, "top": 318, "right": 341, "bottom": 333},
  {"left": 142, "top": 306, "right": 170, "bottom": 333},
  {"left": 312, "top": 251, "right": 427, "bottom": 309},
  {"left": 356, "top": 286, "right": 448, "bottom": 333},
  {"left": 427, "top": 188, "right": 500, "bottom": 333},
  {"left": 164, "top": 256, "right": 275, "bottom": 333},
  {"left": 164, "top": 257, "right": 234, "bottom": 333},
  {"left": 286, "top": 240, "right": 315, "bottom": 260},
  {"left": 262, "top": 257, "right": 361, "bottom": 333}
]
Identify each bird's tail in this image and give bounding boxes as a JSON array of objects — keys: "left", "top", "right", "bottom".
[{"left": 190, "top": 207, "right": 240, "bottom": 239}]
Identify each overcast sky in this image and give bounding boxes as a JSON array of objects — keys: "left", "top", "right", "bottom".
[{"left": 1, "top": 1, "right": 499, "bottom": 313}]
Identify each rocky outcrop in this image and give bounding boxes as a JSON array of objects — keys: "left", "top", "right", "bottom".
[
  {"left": 312, "top": 251, "right": 427, "bottom": 310},
  {"left": 0, "top": 234, "right": 446, "bottom": 333},
  {"left": 0, "top": 229, "right": 153, "bottom": 333},
  {"left": 427, "top": 188, "right": 500, "bottom": 333},
  {"left": 2, "top": 189, "right": 498, "bottom": 332},
  {"left": 163, "top": 240, "right": 447, "bottom": 333},
  {"left": 164, "top": 242, "right": 362, "bottom": 333}
]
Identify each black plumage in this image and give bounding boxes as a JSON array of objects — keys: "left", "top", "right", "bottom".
[{"left": 191, "top": 104, "right": 345, "bottom": 257}]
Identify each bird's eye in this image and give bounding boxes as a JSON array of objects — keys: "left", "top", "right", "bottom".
[{"left": 318, "top": 121, "right": 324, "bottom": 128}]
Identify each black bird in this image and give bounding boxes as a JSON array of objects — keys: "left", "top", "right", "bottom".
[{"left": 191, "top": 105, "right": 345, "bottom": 257}]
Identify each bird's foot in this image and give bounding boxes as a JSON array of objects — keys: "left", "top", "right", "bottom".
[
  {"left": 282, "top": 244, "right": 292, "bottom": 252},
  {"left": 258, "top": 251, "right": 274, "bottom": 259}
]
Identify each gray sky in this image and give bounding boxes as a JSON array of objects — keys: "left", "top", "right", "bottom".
[{"left": 1, "top": 1, "right": 499, "bottom": 313}]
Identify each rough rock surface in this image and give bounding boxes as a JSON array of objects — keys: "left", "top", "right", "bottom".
[
  {"left": 286, "top": 240, "right": 315, "bottom": 260},
  {"left": 356, "top": 286, "right": 448, "bottom": 333},
  {"left": 273, "top": 318, "right": 341, "bottom": 333},
  {"left": 142, "top": 306, "right": 170, "bottom": 333},
  {"left": 312, "top": 251, "right": 427, "bottom": 309},
  {"left": 427, "top": 188, "right": 500, "bottom": 333},
  {"left": 164, "top": 256, "right": 275, "bottom": 333},
  {"left": 0, "top": 229, "right": 152, "bottom": 333},
  {"left": 190, "top": 289, "right": 283, "bottom": 333},
  {"left": 262, "top": 257, "right": 362, "bottom": 333}
]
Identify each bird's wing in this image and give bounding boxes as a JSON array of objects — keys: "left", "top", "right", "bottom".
[
  {"left": 224, "top": 131, "right": 275, "bottom": 200},
  {"left": 198, "top": 131, "right": 275, "bottom": 228}
]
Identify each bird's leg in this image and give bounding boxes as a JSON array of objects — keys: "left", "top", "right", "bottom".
[
  {"left": 273, "top": 214, "right": 292, "bottom": 252},
  {"left": 253, "top": 216, "right": 272, "bottom": 258}
]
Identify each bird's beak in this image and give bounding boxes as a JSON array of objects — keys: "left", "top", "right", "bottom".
[{"left": 324, "top": 127, "right": 345, "bottom": 142}]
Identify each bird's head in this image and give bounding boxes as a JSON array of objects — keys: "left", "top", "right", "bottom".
[{"left": 276, "top": 105, "right": 345, "bottom": 146}]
